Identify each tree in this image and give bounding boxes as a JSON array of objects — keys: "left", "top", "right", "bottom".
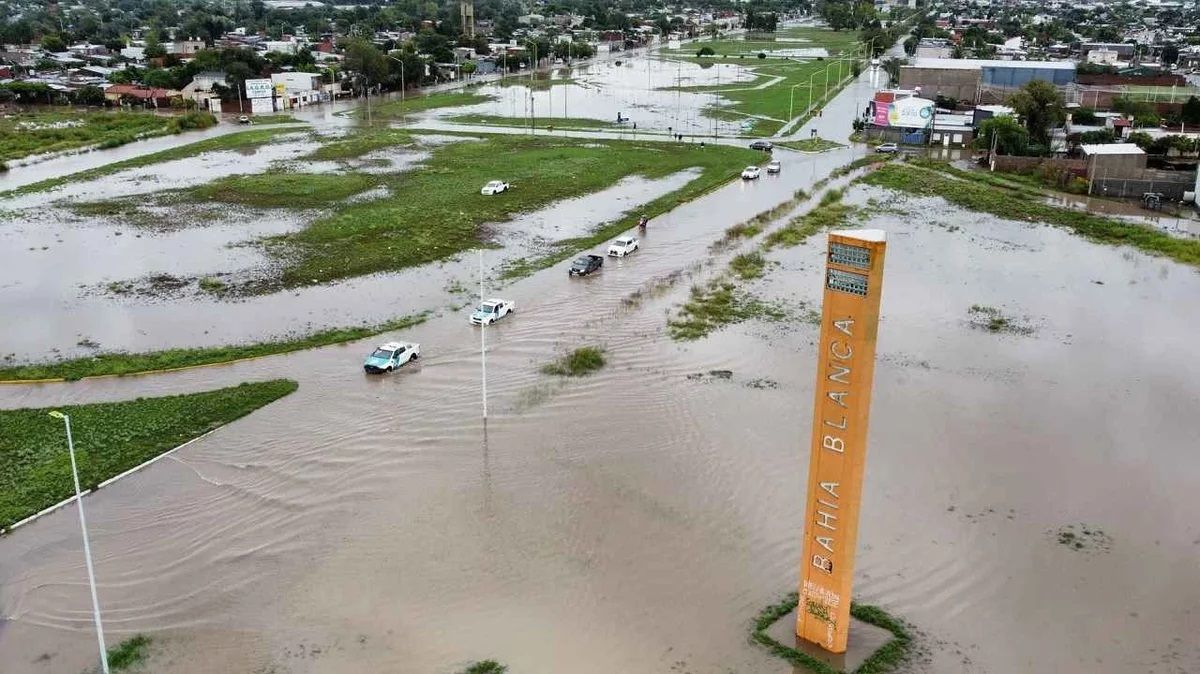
[
  {"left": 40, "top": 34, "right": 67, "bottom": 53},
  {"left": 1127, "top": 131, "right": 1154, "bottom": 150},
  {"left": 343, "top": 38, "right": 388, "bottom": 90},
  {"left": 1007, "top": 80, "right": 1065, "bottom": 147},
  {"left": 1161, "top": 45, "right": 1179, "bottom": 65},
  {"left": 73, "top": 85, "right": 107, "bottom": 106},
  {"left": 697, "top": 46, "right": 715, "bottom": 57},
  {"left": 144, "top": 32, "right": 167, "bottom": 59},
  {"left": 1077, "top": 129, "right": 1114, "bottom": 144},
  {"left": 975, "top": 115, "right": 1029, "bottom": 156},
  {"left": 1180, "top": 96, "right": 1200, "bottom": 125},
  {"left": 1072, "top": 107, "right": 1098, "bottom": 125}
]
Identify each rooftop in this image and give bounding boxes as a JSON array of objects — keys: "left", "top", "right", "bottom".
[
  {"left": 908, "top": 58, "right": 1077, "bottom": 71},
  {"left": 1080, "top": 143, "right": 1146, "bottom": 155}
]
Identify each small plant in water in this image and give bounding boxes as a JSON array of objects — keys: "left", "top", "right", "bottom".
[
  {"left": 106, "top": 634, "right": 151, "bottom": 671},
  {"left": 541, "top": 346, "right": 606, "bottom": 376},
  {"left": 461, "top": 660, "right": 507, "bottom": 674}
]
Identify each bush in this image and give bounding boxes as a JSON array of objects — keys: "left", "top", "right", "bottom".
[
  {"left": 170, "top": 111, "right": 217, "bottom": 132},
  {"left": 697, "top": 46, "right": 715, "bottom": 57},
  {"left": 757, "top": 51, "right": 767, "bottom": 59},
  {"left": 541, "top": 346, "right": 606, "bottom": 376}
]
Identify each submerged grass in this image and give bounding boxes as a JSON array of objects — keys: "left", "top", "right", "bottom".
[
  {"left": 0, "top": 381, "right": 297, "bottom": 530},
  {"left": 447, "top": 114, "right": 616, "bottom": 130},
  {"left": 864, "top": 162, "right": 1200, "bottom": 268},
  {"left": 460, "top": 661, "right": 507, "bottom": 674},
  {"left": 105, "top": 634, "right": 152, "bottom": 671},
  {"left": 765, "top": 202, "right": 855, "bottom": 249},
  {"left": 541, "top": 346, "right": 606, "bottom": 376},
  {"left": 0, "top": 110, "right": 189, "bottom": 163},
  {"left": 0, "top": 126, "right": 300, "bottom": 198},
  {"left": 0, "top": 313, "right": 427, "bottom": 382},
  {"left": 720, "top": 188, "right": 809, "bottom": 244},
  {"left": 730, "top": 251, "right": 767, "bottom": 279},
  {"left": 668, "top": 279, "right": 785, "bottom": 341},
  {"left": 305, "top": 128, "right": 413, "bottom": 160},
  {"left": 751, "top": 593, "right": 912, "bottom": 674}
]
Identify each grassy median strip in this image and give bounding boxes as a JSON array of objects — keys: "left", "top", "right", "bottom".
[
  {"left": 0, "top": 313, "right": 426, "bottom": 382},
  {"left": 0, "top": 380, "right": 297, "bottom": 530},
  {"left": 366, "top": 90, "right": 494, "bottom": 118},
  {"left": 775, "top": 138, "right": 844, "bottom": 152},
  {"left": 304, "top": 128, "right": 414, "bottom": 160},
  {"left": 447, "top": 114, "right": 616, "bottom": 130},
  {"left": 864, "top": 162, "right": 1200, "bottom": 268},
  {"left": 185, "top": 171, "right": 383, "bottom": 209},
  {"left": 0, "top": 126, "right": 302, "bottom": 198}
]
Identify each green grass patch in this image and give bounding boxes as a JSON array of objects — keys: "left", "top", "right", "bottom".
[
  {"left": 775, "top": 138, "right": 844, "bottom": 152},
  {"left": 0, "top": 110, "right": 173, "bottom": 162},
  {"left": 864, "top": 162, "right": 1200, "bottom": 268},
  {"left": 496, "top": 75, "right": 576, "bottom": 90},
  {"left": 668, "top": 279, "right": 785, "bottom": 341},
  {"left": 246, "top": 114, "right": 304, "bottom": 125},
  {"left": 0, "top": 381, "right": 297, "bottom": 530},
  {"left": 447, "top": 114, "right": 616, "bottom": 130},
  {"left": 541, "top": 346, "right": 606, "bottom": 376},
  {"left": 730, "top": 251, "right": 768, "bottom": 279},
  {"left": 765, "top": 202, "right": 855, "bottom": 249},
  {"left": 251, "top": 134, "right": 757, "bottom": 288},
  {"left": 751, "top": 593, "right": 912, "bottom": 674},
  {"left": 0, "top": 313, "right": 426, "bottom": 382},
  {"left": 105, "top": 634, "right": 152, "bottom": 671},
  {"left": 460, "top": 661, "right": 507, "bottom": 674},
  {"left": 720, "top": 188, "right": 809, "bottom": 243},
  {"left": 184, "top": 171, "right": 382, "bottom": 209},
  {"left": 367, "top": 90, "right": 495, "bottom": 118},
  {"left": 0, "top": 126, "right": 300, "bottom": 199},
  {"left": 305, "top": 128, "right": 413, "bottom": 160}
]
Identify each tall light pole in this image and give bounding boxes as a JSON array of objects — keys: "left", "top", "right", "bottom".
[
  {"left": 789, "top": 81, "right": 805, "bottom": 123},
  {"left": 49, "top": 411, "right": 109, "bottom": 674},
  {"left": 807, "top": 69, "right": 820, "bottom": 116},
  {"left": 387, "top": 54, "right": 406, "bottom": 127}
]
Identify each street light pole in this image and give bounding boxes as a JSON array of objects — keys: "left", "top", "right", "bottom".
[
  {"left": 789, "top": 82, "right": 803, "bottom": 123},
  {"left": 49, "top": 411, "right": 109, "bottom": 674},
  {"left": 387, "top": 54, "right": 406, "bottom": 127}
]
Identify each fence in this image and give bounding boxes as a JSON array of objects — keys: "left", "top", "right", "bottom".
[
  {"left": 992, "top": 156, "right": 1087, "bottom": 177},
  {"left": 1090, "top": 171, "right": 1195, "bottom": 200}
]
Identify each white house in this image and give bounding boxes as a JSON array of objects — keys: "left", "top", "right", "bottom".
[{"left": 270, "top": 71, "right": 325, "bottom": 107}]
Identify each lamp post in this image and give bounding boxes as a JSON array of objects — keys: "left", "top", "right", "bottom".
[
  {"left": 807, "top": 69, "right": 820, "bottom": 116},
  {"left": 48, "top": 411, "right": 109, "bottom": 674},
  {"left": 788, "top": 81, "right": 804, "bottom": 123},
  {"left": 386, "top": 54, "right": 407, "bottom": 127}
]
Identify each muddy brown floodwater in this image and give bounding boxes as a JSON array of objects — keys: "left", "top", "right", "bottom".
[{"left": 2, "top": 157, "right": 1199, "bottom": 674}]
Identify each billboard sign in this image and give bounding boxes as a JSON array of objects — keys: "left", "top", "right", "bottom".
[
  {"left": 874, "top": 96, "right": 934, "bottom": 128},
  {"left": 244, "top": 78, "right": 274, "bottom": 99}
]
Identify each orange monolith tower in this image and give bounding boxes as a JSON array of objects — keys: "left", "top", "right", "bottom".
[{"left": 797, "top": 229, "right": 887, "bottom": 653}]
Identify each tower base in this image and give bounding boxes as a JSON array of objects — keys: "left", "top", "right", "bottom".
[{"left": 762, "top": 608, "right": 897, "bottom": 673}]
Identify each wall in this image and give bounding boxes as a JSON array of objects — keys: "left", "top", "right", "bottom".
[
  {"left": 1091, "top": 170, "right": 1196, "bottom": 200},
  {"left": 1088, "top": 152, "right": 1148, "bottom": 179},
  {"left": 992, "top": 156, "right": 1087, "bottom": 177},
  {"left": 982, "top": 65, "right": 1075, "bottom": 87}
]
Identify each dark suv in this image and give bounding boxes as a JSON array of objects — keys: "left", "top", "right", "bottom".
[
  {"left": 569, "top": 254, "right": 604, "bottom": 276},
  {"left": 749, "top": 140, "right": 773, "bottom": 152}
]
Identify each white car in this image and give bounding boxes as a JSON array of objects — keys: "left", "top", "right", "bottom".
[
  {"left": 607, "top": 235, "right": 640, "bottom": 257},
  {"left": 363, "top": 341, "right": 420, "bottom": 373},
  {"left": 741, "top": 165, "right": 762, "bottom": 180},
  {"left": 766, "top": 160, "right": 781, "bottom": 174},
  {"left": 481, "top": 180, "right": 509, "bottom": 195},
  {"left": 470, "top": 298, "right": 515, "bottom": 325}
]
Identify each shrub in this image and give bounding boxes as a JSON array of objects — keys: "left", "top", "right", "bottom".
[
  {"left": 697, "top": 46, "right": 715, "bottom": 57},
  {"left": 541, "top": 346, "right": 606, "bottom": 376},
  {"left": 757, "top": 51, "right": 767, "bottom": 59}
]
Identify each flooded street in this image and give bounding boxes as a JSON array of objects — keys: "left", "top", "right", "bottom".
[{"left": 3, "top": 41, "right": 1199, "bottom": 674}]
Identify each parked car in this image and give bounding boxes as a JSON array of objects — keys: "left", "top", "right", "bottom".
[
  {"left": 607, "top": 236, "right": 640, "bottom": 257},
  {"left": 749, "top": 140, "right": 773, "bottom": 151},
  {"left": 471, "top": 298, "right": 515, "bottom": 325},
  {"left": 238, "top": 115, "right": 250, "bottom": 124},
  {"left": 741, "top": 165, "right": 762, "bottom": 180},
  {"left": 363, "top": 341, "right": 420, "bottom": 373},
  {"left": 875, "top": 143, "right": 899, "bottom": 154},
  {"left": 569, "top": 254, "right": 604, "bottom": 276},
  {"left": 766, "top": 160, "right": 782, "bottom": 174},
  {"left": 481, "top": 180, "right": 510, "bottom": 195}
]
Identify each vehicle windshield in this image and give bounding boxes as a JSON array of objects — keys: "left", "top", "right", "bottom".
[
  {"left": 573, "top": 258, "right": 588, "bottom": 265},
  {"left": 370, "top": 348, "right": 395, "bottom": 359},
  {"left": 477, "top": 304, "right": 496, "bottom": 313},
  {"left": 487, "top": 181, "right": 501, "bottom": 187}
]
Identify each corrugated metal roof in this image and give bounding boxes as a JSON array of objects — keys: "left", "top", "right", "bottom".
[
  {"left": 1080, "top": 143, "right": 1145, "bottom": 155},
  {"left": 908, "top": 58, "right": 1076, "bottom": 70}
]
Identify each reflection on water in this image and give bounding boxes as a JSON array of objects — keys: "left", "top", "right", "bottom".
[
  {"left": 1045, "top": 193, "right": 1200, "bottom": 239},
  {"left": 1, "top": 160, "right": 1198, "bottom": 674}
]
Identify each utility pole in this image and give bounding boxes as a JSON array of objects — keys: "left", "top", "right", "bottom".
[{"left": 478, "top": 251, "right": 488, "bottom": 420}]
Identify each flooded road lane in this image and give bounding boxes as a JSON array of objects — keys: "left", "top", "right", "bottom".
[{"left": 3, "top": 162, "right": 1199, "bottom": 674}]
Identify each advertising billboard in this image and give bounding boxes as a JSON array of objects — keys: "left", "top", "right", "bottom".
[
  {"left": 873, "top": 96, "right": 934, "bottom": 128},
  {"left": 244, "top": 78, "right": 274, "bottom": 99}
]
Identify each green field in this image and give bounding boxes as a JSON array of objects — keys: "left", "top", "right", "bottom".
[
  {"left": 0, "top": 110, "right": 175, "bottom": 162},
  {"left": 0, "top": 380, "right": 297, "bottom": 530},
  {"left": 304, "top": 128, "right": 413, "bottom": 160},
  {"left": 240, "top": 134, "right": 760, "bottom": 288}
]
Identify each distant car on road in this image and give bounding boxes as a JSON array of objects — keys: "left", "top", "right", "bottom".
[
  {"left": 871, "top": 58, "right": 881, "bottom": 67},
  {"left": 238, "top": 115, "right": 250, "bottom": 124},
  {"left": 875, "top": 143, "right": 900, "bottom": 153},
  {"left": 481, "top": 180, "right": 510, "bottom": 195},
  {"left": 569, "top": 254, "right": 604, "bottom": 276},
  {"left": 741, "top": 165, "right": 762, "bottom": 180},
  {"left": 766, "top": 160, "right": 781, "bottom": 174},
  {"left": 364, "top": 341, "right": 420, "bottom": 373},
  {"left": 471, "top": 298, "right": 515, "bottom": 325},
  {"left": 749, "top": 140, "right": 773, "bottom": 152},
  {"left": 607, "top": 236, "right": 640, "bottom": 257}
]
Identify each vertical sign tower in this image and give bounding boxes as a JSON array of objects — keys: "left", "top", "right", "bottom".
[{"left": 797, "top": 229, "right": 887, "bottom": 653}]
